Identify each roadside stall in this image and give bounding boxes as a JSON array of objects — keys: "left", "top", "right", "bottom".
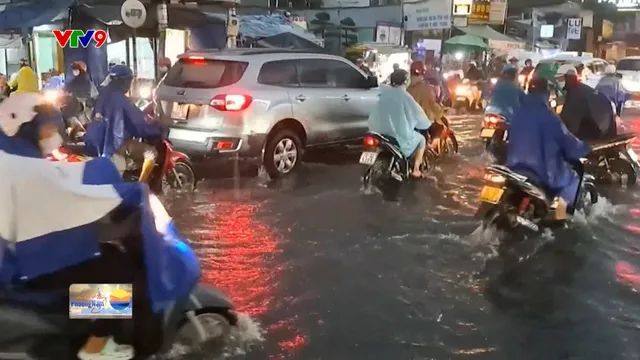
[{"left": 344, "top": 43, "right": 412, "bottom": 84}]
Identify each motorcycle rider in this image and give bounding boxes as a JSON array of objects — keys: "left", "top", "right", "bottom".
[
  {"left": 465, "top": 61, "right": 483, "bottom": 81},
  {"left": 520, "top": 59, "right": 534, "bottom": 76},
  {"left": 0, "top": 93, "right": 148, "bottom": 360},
  {"left": 595, "top": 64, "right": 629, "bottom": 122},
  {"left": 509, "top": 56, "right": 519, "bottom": 70},
  {"left": 368, "top": 69, "right": 432, "bottom": 178},
  {"left": 7, "top": 58, "right": 38, "bottom": 94},
  {"left": 558, "top": 64, "right": 617, "bottom": 141},
  {"left": 407, "top": 61, "right": 445, "bottom": 150},
  {"left": 65, "top": 61, "right": 99, "bottom": 100},
  {"left": 85, "top": 65, "right": 163, "bottom": 182},
  {"left": 506, "top": 77, "right": 591, "bottom": 220},
  {"left": 488, "top": 65, "right": 525, "bottom": 122},
  {"left": 158, "top": 57, "right": 172, "bottom": 79}
]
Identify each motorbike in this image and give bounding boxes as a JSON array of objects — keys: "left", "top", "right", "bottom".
[
  {"left": 586, "top": 133, "right": 639, "bottom": 186},
  {"left": 454, "top": 79, "right": 483, "bottom": 112},
  {"left": 49, "top": 138, "right": 196, "bottom": 193},
  {"left": 360, "top": 130, "right": 436, "bottom": 199},
  {"left": 0, "top": 194, "right": 237, "bottom": 360},
  {"left": 475, "top": 161, "right": 598, "bottom": 233},
  {"left": 44, "top": 90, "right": 95, "bottom": 143},
  {"left": 481, "top": 108, "right": 508, "bottom": 164}
]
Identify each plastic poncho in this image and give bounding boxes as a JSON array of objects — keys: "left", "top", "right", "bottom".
[
  {"left": 0, "top": 126, "right": 199, "bottom": 313},
  {"left": 595, "top": 75, "right": 631, "bottom": 116},
  {"left": 368, "top": 85, "right": 432, "bottom": 158},
  {"left": 42, "top": 75, "right": 65, "bottom": 90},
  {"left": 64, "top": 73, "right": 98, "bottom": 99},
  {"left": 407, "top": 76, "right": 445, "bottom": 125},
  {"left": 7, "top": 66, "right": 38, "bottom": 94},
  {"left": 85, "top": 82, "right": 163, "bottom": 157},
  {"left": 560, "top": 82, "right": 616, "bottom": 141},
  {"left": 506, "top": 93, "right": 591, "bottom": 206},
  {"left": 487, "top": 79, "right": 526, "bottom": 122}
]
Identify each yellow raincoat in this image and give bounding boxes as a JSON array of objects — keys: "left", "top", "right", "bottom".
[
  {"left": 407, "top": 76, "right": 445, "bottom": 126},
  {"left": 8, "top": 66, "right": 38, "bottom": 94}
]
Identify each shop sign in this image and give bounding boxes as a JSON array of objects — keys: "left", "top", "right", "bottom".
[
  {"left": 468, "top": 0, "right": 490, "bottom": 24},
  {"left": 453, "top": 0, "right": 472, "bottom": 16},
  {"left": 489, "top": 0, "right": 507, "bottom": 25},
  {"left": 403, "top": 0, "right": 452, "bottom": 31}
]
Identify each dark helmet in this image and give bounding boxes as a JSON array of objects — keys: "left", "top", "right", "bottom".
[
  {"left": 525, "top": 58, "right": 532, "bottom": 66},
  {"left": 389, "top": 69, "right": 409, "bottom": 86},
  {"left": 410, "top": 61, "right": 426, "bottom": 76},
  {"left": 528, "top": 76, "right": 550, "bottom": 95},
  {"left": 501, "top": 64, "right": 517, "bottom": 79},
  {"left": 108, "top": 65, "right": 134, "bottom": 94}
]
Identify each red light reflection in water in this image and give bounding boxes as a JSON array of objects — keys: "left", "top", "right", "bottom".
[{"left": 199, "top": 201, "right": 307, "bottom": 357}]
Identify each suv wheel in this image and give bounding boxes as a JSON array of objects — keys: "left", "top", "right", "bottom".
[{"left": 264, "top": 129, "right": 302, "bottom": 179}]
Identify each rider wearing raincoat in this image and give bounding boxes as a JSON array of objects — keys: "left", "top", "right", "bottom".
[
  {"left": 368, "top": 69, "right": 432, "bottom": 178},
  {"left": 0, "top": 93, "right": 199, "bottom": 360},
  {"left": 595, "top": 64, "right": 630, "bottom": 120},
  {"left": 486, "top": 65, "right": 525, "bottom": 122},
  {"left": 407, "top": 61, "right": 445, "bottom": 149},
  {"left": 85, "top": 65, "right": 163, "bottom": 181},
  {"left": 506, "top": 77, "right": 591, "bottom": 219}
]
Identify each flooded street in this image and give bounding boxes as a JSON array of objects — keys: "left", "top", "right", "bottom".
[{"left": 165, "top": 112, "right": 640, "bottom": 360}]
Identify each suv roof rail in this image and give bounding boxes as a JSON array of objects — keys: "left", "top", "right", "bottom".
[{"left": 182, "top": 47, "right": 329, "bottom": 56}]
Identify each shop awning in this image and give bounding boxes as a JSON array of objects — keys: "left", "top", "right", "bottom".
[
  {"left": 0, "top": 0, "right": 72, "bottom": 32},
  {"left": 445, "top": 34, "right": 488, "bottom": 49},
  {"left": 458, "top": 25, "right": 525, "bottom": 51}
]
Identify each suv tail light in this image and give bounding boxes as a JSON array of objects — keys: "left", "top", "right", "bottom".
[
  {"left": 210, "top": 94, "right": 253, "bottom": 111},
  {"left": 483, "top": 114, "right": 503, "bottom": 127}
]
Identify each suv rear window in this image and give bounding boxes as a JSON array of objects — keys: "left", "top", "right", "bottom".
[
  {"left": 617, "top": 59, "right": 640, "bottom": 71},
  {"left": 163, "top": 58, "right": 248, "bottom": 88}
]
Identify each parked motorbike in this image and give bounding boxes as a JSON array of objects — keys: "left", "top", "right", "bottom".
[
  {"left": 476, "top": 162, "right": 598, "bottom": 233},
  {"left": 360, "top": 131, "right": 436, "bottom": 199},
  {"left": 585, "top": 133, "right": 639, "bottom": 185},
  {"left": 481, "top": 109, "right": 508, "bottom": 163},
  {"left": 454, "top": 79, "right": 483, "bottom": 112},
  {"left": 49, "top": 139, "right": 196, "bottom": 193}
]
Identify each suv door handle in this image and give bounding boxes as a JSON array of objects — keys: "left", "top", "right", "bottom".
[
  {"left": 295, "top": 94, "right": 307, "bottom": 102},
  {"left": 341, "top": 94, "right": 350, "bottom": 101}
]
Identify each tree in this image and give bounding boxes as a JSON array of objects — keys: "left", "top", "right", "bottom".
[{"left": 339, "top": 17, "right": 358, "bottom": 47}]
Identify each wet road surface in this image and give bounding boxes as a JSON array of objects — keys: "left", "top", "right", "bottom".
[{"left": 165, "top": 110, "right": 640, "bottom": 360}]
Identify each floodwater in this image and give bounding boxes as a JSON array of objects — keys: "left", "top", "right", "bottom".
[{"left": 165, "top": 111, "right": 640, "bottom": 360}]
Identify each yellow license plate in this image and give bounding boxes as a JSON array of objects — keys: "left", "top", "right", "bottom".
[
  {"left": 480, "top": 128, "right": 495, "bottom": 138},
  {"left": 479, "top": 186, "right": 504, "bottom": 204}
]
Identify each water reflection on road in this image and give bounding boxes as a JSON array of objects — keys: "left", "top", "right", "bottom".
[{"left": 164, "top": 112, "right": 640, "bottom": 359}]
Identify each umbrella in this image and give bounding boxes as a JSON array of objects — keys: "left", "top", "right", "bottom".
[{"left": 445, "top": 34, "right": 488, "bottom": 49}]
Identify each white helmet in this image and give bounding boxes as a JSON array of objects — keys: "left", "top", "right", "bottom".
[
  {"left": 0, "top": 93, "right": 46, "bottom": 136},
  {"left": 556, "top": 64, "right": 578, "bottom": 77},
  {"left": 604, "top": 64, "right": 616, "bottom": 75}
]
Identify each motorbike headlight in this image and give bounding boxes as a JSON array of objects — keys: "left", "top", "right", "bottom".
[
  {"left": 137, "top": 85, "right": 152, "bottom": 99},
  {"left": 550, "top": 99, "right": 557, "bottom": 108},
  {"left": 455, "top": 85, "right": 469, "bottom": 95},
  {"left": 490, "top": 78, "right": 497, "bottom": 85},
  {"left": 43, "top": 90, "right": 60, "bottom": 103}
]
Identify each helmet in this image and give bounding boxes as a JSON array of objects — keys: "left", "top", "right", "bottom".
[
  {"left": 556, "top": 64, "right": 578, "bottom": 77},
  {"left": 604, "top": 64, "right": 616, "bottom": 75},
  {"left": 109, "top": 65, "right": 133, "bottom": 79},
  {"left": 528, "top": 77, "right": 550, "bottom": 94},
  {"left": 158, "top": 57, "right": 172, "bottom": 67},
  {"left": 525, "top": 58, "right": 532, "bottom": 65},
  {"left": 71, "top": 61, "right": 87, "bottom": 73},
  {"left": 410, "top": 61, "right": 426, "bottom": 75},
  {"left": 502, "top": 64, "right": 517, "bottom": 75},
  {"left": 389, "top": 69, "right": 409, "bottom": 86}
]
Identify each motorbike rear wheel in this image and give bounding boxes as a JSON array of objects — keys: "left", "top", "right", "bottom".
[
  {"left": 164, "top": 161, "right": 196, "bottom": 192},
  {"left": 610, "top": 158, "right": 637, "bottom": 186},
  {"left": 172, "top": 312, "right": 232, "bottom": 358},
  {"left": 363, "top": 156, "right": 402, "bottom": 200}
]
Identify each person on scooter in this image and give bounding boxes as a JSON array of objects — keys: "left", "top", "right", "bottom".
[
  {"left": 487, "top": 65, "right": 525, "bottom": 122},
  {"left": 158, "top": 57, "right": 172, "bottom": 79},
  {"left": 86, "top": 65, "right": 163, "bottom": 182},
  {"left": 506, "top": 77, "right": 591, "bottom": 219},
  {"left": 465, "top": 61, "right": 483, "bottom": 82},
  {"left": 558, "top": 64, "right": 617, "bottom": 141},
  {"left": 407, "top": 61, "right": 445, "bottom": 150},
  {"left": 596, "top": 64, "right": 630, "bottom": 124},
  {"left": 7, "top": 58, "right": 38, "bottom": 94},
  {"left": 65, "top": 61, "right": 99, "bottom": 100},
  {"left": 368, "top": 69, "right": 432, "bottom": 178}
]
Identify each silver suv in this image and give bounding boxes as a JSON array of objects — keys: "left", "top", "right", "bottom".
[{"left": 156, "top": 48, "right": 379, "bottom": 178}]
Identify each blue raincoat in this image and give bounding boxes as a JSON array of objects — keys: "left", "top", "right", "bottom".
[
  {"left": 595, "top": 75, "right": 631, "bottom": 116},
  {"left": 506, "top": 93, "right": 591, "bottom": 207},
  {"left": 487, "top": 79, "right": 525, "bottom": 122},
  {"left": 42, "top": 75, "right": 64, "bottom": 90},
  {"left": 0, "top": 127, "right": 199, "bottom": 313},
  {"left": 367, "top": 85, "right": 432, "bottom": 158},
  {"left": 85, "top": 83, "right": 163, "bottom": 157}
]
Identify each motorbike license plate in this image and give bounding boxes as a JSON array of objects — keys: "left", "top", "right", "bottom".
[
  {"left": 627, "top": 148, "right": 640, "bottom": 164},
  {"left": 359, "top": 151, "right": 378, "bottom": 165},
  {"left": 480, "top": 128, "right": 495, "bottom": 138},
  {"left": 171, "top": 104, "right": 188, "bottom": 120},
  {"left": 479, "top": 186, "right": 504, "bottom": 204}
]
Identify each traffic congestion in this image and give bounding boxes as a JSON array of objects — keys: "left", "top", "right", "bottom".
[{"left": 1, "top": 44, "right": 640, "bottom": 360}]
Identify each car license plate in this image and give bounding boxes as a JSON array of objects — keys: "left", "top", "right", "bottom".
[
  {"left": 479, "top": 185, "right": 504, "bottom": 204},
  {"left": 171, "top": 104, "right": 188, "bottom": 120},
  {"left": 359, "top": 151, "right": 378, "bottom": 165},
  {"left": 627, "top": 148, "right": 639, "bottom": 164},
  {"left": 480, "top": 128, "right": 495, "bottom": 138}
]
